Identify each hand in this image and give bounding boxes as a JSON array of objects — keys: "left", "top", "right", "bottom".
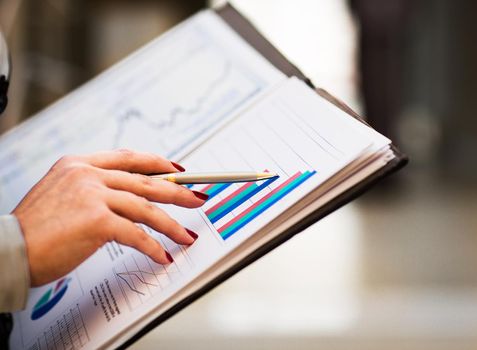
[{"left": 12, "top": 149, "right": 207, "bottom": 287}]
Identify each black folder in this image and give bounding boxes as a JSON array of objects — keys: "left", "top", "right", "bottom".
[{"left": 120, "top": 4, "right": 407, "bottom": 348}]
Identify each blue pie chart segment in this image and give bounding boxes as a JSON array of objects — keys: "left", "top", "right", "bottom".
[{"left": 31, "top": 278, "right": 71, "bottom": 321}]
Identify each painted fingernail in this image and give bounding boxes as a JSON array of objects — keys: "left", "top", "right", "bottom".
[
  {"left": 171, "top": 161, "right": 185, "bottom": 172},
  {"left": 192, "top": 191, "right": 209, "bottom": 201},
  {"left": 186, "top": 228, "right": 199, "bottom": 241},
  {"left": 165, "top": 252, "right": 174, "bottom": 263}
]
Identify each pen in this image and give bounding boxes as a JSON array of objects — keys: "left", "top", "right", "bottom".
[{"left": 150, "top": 171, "right": 278, "bottom": 184}]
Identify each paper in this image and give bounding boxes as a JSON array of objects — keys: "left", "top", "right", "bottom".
[
  {"left": 9, "top": 72, "right": 379, "bottom": 348},
  {"left": 0, "top": 10, "right": 284, "bottom": 213},
  {"left": 3, "top": 7, "right": 391, "bottom": 349}
]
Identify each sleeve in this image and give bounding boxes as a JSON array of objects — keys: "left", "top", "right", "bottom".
[{"left": 0, "top": 215, "right": 30, "bottom": 312}]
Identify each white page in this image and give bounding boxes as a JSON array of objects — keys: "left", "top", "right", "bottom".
[
  {"left": 0, "top": 10, "right": 285, "bottom": 213},
  {"left": 10, "top": 77, "right": 377, "bottom": 349}
]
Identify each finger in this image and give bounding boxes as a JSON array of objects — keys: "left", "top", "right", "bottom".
[
  {"left": 105, "top": 189, "right": 197, "bottom": 245},
  {"left": 105, "top": 214, "right": 173, "bottom": 265},
  {"left": 99, "top": 169, "right": 207, "bottom": 208},
  {"left": 78, "top": 149, "right": 185, "bottom": 174}
]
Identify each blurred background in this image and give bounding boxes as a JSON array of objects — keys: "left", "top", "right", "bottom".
[{"left": 1, "top": 0, "right": 477, "bottom": 349}]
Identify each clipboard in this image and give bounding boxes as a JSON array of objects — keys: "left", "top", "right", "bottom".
[{"left": 119, "top": 3, "right": 407, "bottom": 348}]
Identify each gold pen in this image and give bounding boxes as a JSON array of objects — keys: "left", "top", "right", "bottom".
[{"left": 150, "top": 171, "right": 278, "bottom": 184}]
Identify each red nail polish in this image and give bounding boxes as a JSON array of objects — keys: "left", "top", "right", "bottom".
[
  {"left": 165, "top": 252, "right": 174, "bottom": 263},
  {"left": 186, "top": 228, "right": 199, "bottom": 240},
  {"left": 171, "top": 161, "right": 185, "bottom": 172},
  {"left": 192, "top": 191, "right": 209, "bottom": 201}
]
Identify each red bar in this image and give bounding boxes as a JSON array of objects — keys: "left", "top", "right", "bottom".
[
  {"left": 200, "top": 183, "right": 215, "bottom": 193},
  {"left": 205, "top": 182, "right": 255, "bottom": 216},
  {"left": 218, "top": 172, "right": 302, "bottom": 233}
]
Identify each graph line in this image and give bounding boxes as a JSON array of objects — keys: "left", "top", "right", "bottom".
[
  {"left": 112, "top": 60, "right": 232, "bottom": 148},
  {"left": 117, "top": 271, "right": 157, "bottom": 287},
  {"left": 115, "top": 273, "right": 145, "bottom": 296}
]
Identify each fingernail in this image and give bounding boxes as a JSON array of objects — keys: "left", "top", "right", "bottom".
[
  {"left": 171, "top": 161, "right": 185, "bottom": 172},
  {"left": 192, "top": 191, "right": 209, "bottom": 201},
  {"left": 186, "top": 228, "right": 199, "bottom": 241},
  {"left": 165, "top": 252, "right": 174, "bottom": 263}
]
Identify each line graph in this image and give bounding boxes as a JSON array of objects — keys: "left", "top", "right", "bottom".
[
  {"left": 112, "top": 60, "right": 235, "bottom": 149},
  {"left": 0, "top": 11, "right": 281, "bottom": 213},
  {"left": 113, "top": 230, "right": 194, "bottom": 311},
  {"left": 114, "top": 268, "right": 171, "bottom": 296},
  {"left": 109, "top": 47, "right": 263, "bottom": 157},
  {"left": 115, "top": 272, "right": 155, "bottom": 296}
]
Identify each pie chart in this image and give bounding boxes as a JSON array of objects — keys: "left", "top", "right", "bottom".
[{"left": 31, "top": 277, "right": 71, "bottom": 321}]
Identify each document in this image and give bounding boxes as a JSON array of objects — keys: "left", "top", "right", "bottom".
[
  {"left": 4, "top": 9, "right": 396, "bottom": 350},
  {"left": 10, "top": 75, "right": 387, "bottom": 349},
  {"left": 0, "top": 10, "right": 284, "bottom": 213}
]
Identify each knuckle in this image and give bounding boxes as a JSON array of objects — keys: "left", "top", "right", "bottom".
[
  {"left": 91, "top": 204, "right": 110, "bottom": 224},
  {"left": 75, "top": 181, "right": 104, "bottom": 199},
  {"left": 127, "top": 193, "right": 154, "bottom": 210},
  {"left": 53, "top": 155, "right": 79, "bottom": 169},
  {"left": 121, "top": 191, "right": 138, "bottom": 205},
  {"left": 91, "top": 207, "right": 113, "bottom": 243},
  {"left": 136, "top": 174, "right": 153, "bottom": 187},
  {"left": 63, "top": 164, "right": 96, "bottom": 182},
  {"left": 143, "top": 199, "right": 156, "bottom": 211},
  {"left": 136, "top": 229, "right": 151, "bottom": 245}
]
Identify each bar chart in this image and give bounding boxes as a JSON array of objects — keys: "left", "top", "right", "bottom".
[
  {"left": 29, "top": 304, "right": 89, "bottom": 350},
  {"left": 188, "top": 170, "right": 316, "bottom": 240},
  {"left": 180, "top": 81, "right": 367, "bottom": 244}
]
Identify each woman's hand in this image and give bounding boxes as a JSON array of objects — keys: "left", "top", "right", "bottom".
[{"left": 12, "top": 149, "right": 207, "bottom": 287}]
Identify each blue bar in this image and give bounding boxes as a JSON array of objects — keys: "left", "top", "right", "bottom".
[
  {"left": 222, "top": 171, "right": 316, "bottom": 240},
  {"left": 208, "top": 177, "right": 278, "bottom": 224},
  {"left": 206, "top": 183, "right": 232, "bottom": 199}
]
